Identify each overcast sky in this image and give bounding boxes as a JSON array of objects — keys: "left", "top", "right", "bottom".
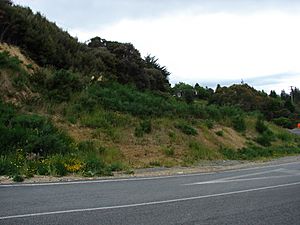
[{"left": 14, "top": 0, "right": 300, "bottom": 93}]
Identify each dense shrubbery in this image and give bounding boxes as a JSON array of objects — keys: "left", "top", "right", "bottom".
[
  {"left": 31, "top": 68, "right": 84, "bottom": 102},
  {"left": 0, "top": 2, "right": 170, "bottom": 91},
  {"left": 0, "top": 102, "right": 73, "bottom": 156},
  {"left": 221, "top": 145, "right": 300, "bottom": 160}
]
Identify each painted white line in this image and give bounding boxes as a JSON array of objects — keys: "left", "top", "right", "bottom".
[
  {"left": 1, "top": 181, "right": 300, "bottom": 220},
  {"left": 0, "top": 160, "right": 299, "bottom": 188},
  {"left": 185, "top": 174, "right": 300, "bottom": 185}
]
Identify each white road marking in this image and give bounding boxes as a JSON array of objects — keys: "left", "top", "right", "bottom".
[
  {"left": 185, "top": 175, "right": 300, "bottom": 185},
  {"left": 0, "top": 160, "right": 299, "bottom": 188},
  {"left": 0, "top": 181, "right": 300, "bottom": 220},
  {"left": 185, "top": 168, "right": 300, "bottom": 185}
]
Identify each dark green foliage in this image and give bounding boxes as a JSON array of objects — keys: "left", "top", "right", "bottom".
[
  {"left": 0, "top": 51, "right": 22, "bottom": 71},
  {"left": 0, "top": 101, "right": 73, "bottom": 156},
  {"left": 255, "top": 118, "right": 268, "bottom": 134},
  {"left": 140, "top": 120, "right": 152, "bottom": 134},
  {"left": 175, "top": 122, "right": 198, "bottom": 136},
  {"left": 232, "top": 115, "right": 246, "bottom": 132},
  {"left": 255, "top": 130, "right": 275, "bottom": 147},
  {"left": 12, "top": 174, "right": 24, "bottom": 182},
  {"left": 1, "top": 4, "right": 170, "bottom": 91},
  {"left": 0, "top": 156, "right": 13, "bottom": 175},
  {"left": 215, "top": 130, "right": 224, "bottom": 136},
  {"left": 204, "top": 119, "right": 214, "bottom": 129},
  {"left": 221, "top": 145, "right": 300, "bottom": 160},
  {"left": 82, "top": 154, "right": 111, "bottom": 176},
  {"left": 210, "top": 84, "right": 294, "bottom": 121},
  {"left": 134, "top": 120, "right": 151, "bottom": 137},
  {"left": 272, "top": 117, "right": 294, "bottom": 129},
  {"left": 31, "top": 69, "right": 84, "bottom": 102},
  {"left": 48, "top": 155, "right": 67, "bottom": 176}
]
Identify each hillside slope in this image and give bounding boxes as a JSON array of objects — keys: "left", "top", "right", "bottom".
[{"left": 0, "top": 44, "right": 299, "bottom": 181}]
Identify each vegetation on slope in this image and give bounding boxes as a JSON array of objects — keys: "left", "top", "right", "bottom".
[{"left": 0, "top": 1, "right": 299, "bottom": 181}]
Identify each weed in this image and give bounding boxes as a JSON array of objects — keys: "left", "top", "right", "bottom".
[
  {"left": 215, "top": 130, "right": 224, "bottom": 136},
  {"left": 175, "top": 122, "right": 198, "bottom": 136},
  {"left": 162, "top": 146, "right": 175, "bottom": 157},
  {"left": 188, "top": 141, "right": 216, "bottom": 160},
  {"left": 232, "top": 115, "right": 246, "bottom": 132},
  {"left": 12, "top": 174, "right": 24, "bottom": 182},
  {"left": 48, "top": 155, "right": 67, "bottom": 176}
]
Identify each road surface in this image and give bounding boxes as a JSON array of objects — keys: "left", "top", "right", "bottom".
[{"left": 1, "top": 160, "right": 300, "bottom": 225}]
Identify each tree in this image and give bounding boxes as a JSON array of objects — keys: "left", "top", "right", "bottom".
[{"left": 269, "top": 90, "right": 277, "bottom": 98}]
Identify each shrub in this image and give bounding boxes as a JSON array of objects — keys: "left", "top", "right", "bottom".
[
  {"left": 134, "top": 119, "right": 152, "bottom": 137},
  {"left": 232, "top": 115, "right": 246, "bottom": 132},
  {"left": 0, "top": 156, "right": 14, "bottom": 175},
  {"left": 220, "top": 147, "right": 237, "bottom": 160},
  {"left": 48, "top": 155, "right": 67, "bottom": 176},
  {"left": 163, "top": 146, "right": 175, "bottom": 157},
  {"left": 255, "top": 118, "right": 268, "bottom": 134},
  {"left": 277, "top": 131, "right": 293, "bottom": 142},
  {"left": 82, "top": 154, "right": 108, "bottom": 176},
  {"left": 204, "top": 119, "right": 214, "bottom": 129},
  {"left": 36, "top": 160, "right": 49, "bottom": 175},
  {"left": 0, "top": 103, "right": 74, "bottom": 156},
  {"left": 32, "top": 69, "right": 84, "bottom": 102},
  {"left": 175, "top": 122, "right": 198, "bottom": 136},
  {"left": 256, "top": 130, "right": 275, "bottom": 147},
  {"left": 272, "top": 117, "right": 294, "bottom": 129},
  {"left": 215, "top": 130, "right": 224, "bottom": 136},
  {"left": 12, "top": 174, "right": 24, "bottom": 182},
  {"left": 188, "top": 141, "right": 216, "bottom": 160}
]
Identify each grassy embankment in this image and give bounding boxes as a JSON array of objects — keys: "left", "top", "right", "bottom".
[{"left": 1, "top": 49, "right": 300, "bottom": 181}]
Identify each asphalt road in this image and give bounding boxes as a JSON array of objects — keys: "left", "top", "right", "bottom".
[
  {"left": 290, "top": 128, "right": 300, "bottom": 135},
  {"left": 1, "top": 160, "right": 300, "bottom": 225}
]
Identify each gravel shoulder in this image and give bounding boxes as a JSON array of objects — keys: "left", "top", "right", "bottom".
[{"left": 1, "top": 155, "right": 300, "bottom": 184}]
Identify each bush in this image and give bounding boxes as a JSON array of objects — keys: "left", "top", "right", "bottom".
[
  {"left": 272, "top": 117, "right": 294, "bottom": 129},
  {"left": 204, "top": 119, "right": 214, "bottom": 129},
  {"left": 48, "top": 155, "right": 67, "bottom": 176},
  {"left": 163, "top": 146, "right": 175, "bottom": 157},
  {"left": 32, "top": 69, "right": 84, "bottom": 102},
  {"left": 232, "top": 115, "right": 246, "bottom": 132},
  {"left": 134, "top": 119, "right": 152, "bottom": 137},
  {"left": 220, "top": 147, "right": 237, "bottom": 160},
  {"left": 12, "top": 174, "right": 24, "bottom": 182},
  {"left": 82, "top": 154, "right": 108, "bottom": 176},
  {"left": 277, "top": 131, "right": 294, "bottom": 142},
  {"left": 256, "top": 130, "right": 275, "bottom": 147},
  {"left": 0, "top": 102, "right": 73, "bottom": 156},
  {"left": 175, "top": 122, "right": 198, "bottom": 135},
  {"left": 215, "top": 130, "right": 224, "bottom": 136},
  {"left": 255, "top": 118, "right": 268, "bottom": 134},
  {"left": 188, "top": 141, "right": 216, "bottom": 160},
  {"left": 0, "top": 156, "right": 14, "bottom": 175}
]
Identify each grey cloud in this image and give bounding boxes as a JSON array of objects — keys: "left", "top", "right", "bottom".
[
  {"left": 172, "top": 72, "right": 299, "bottom": 90},
  {"left": 14, "top": 0, "right": 300, "bottom": 31}
]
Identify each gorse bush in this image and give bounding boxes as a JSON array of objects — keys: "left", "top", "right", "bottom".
[
  {"left": 0, "top": 101, "right": 73, "bottom": 156},
  {"left": 175, "top": 122, "right": 198, "bottom": 136},
  {"left": 255, "top": 118, "right": 268, "bottom": 134},
  {"left": 221, "top": 145, "right": 300, "bottom": 160},
  {"left": 255, "top": 130, "right": 275, "bottom": 147},
  {"left": 232, "top": 115, "right": 246, "bottom": 132},
  {"left": 31, "top": 69, "right": 84, "bottom": 102}
]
